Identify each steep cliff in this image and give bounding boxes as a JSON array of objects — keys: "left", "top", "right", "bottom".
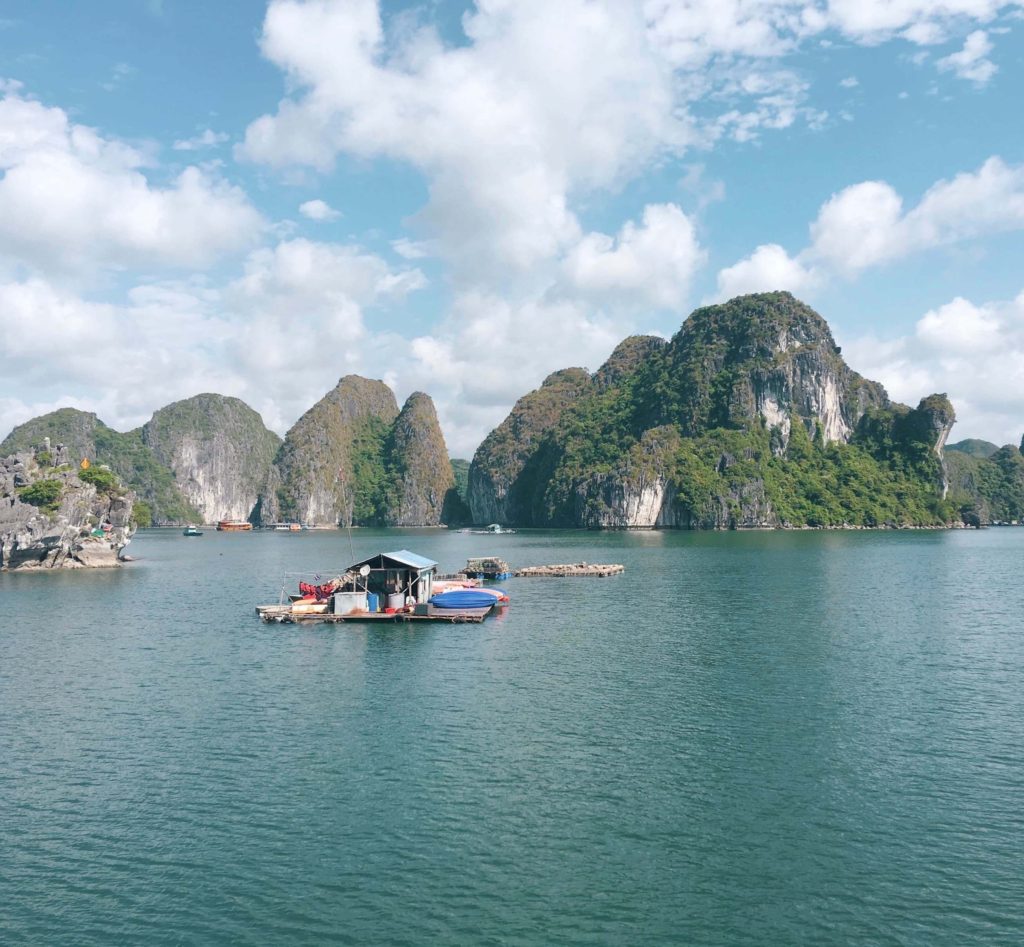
[
  {"left": 470, "top": 292, "right": 960, "bottom": 528},
  {"left": 141, "top": 394, "right": 281, "bottom": 524},
  {"left": 1, "top": 451, "right": 136, "bottom": 569},
  {"left": 1, "top": 408, "right": 198, "bottom": 525},
  {"left": 381, "top": 392, "right": 455, "bottom": 526},
  {"left": 649, "top": 292, "right": 888, "bottom": 444},
  {"left": 468, "top": 367, "right": 593, "bottom": 524},
  {"left": 266, "top": 375, "right": 399, "bottom": 526}
]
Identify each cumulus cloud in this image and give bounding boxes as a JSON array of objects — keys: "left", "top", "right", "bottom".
[
  {"left": 242, "top": 0, "right": 884, "bottom": 283},
  {"left": 936, "top": 30, "right": 998, "bottom": 84},
  {"left": 715, "top": 156, "right": 1024, "bottom": 295},
  {"left": 0, "top": 238, "right": 427, "bottom": 440},
  {"left": 561, "top": 204, "right": 705, "bottom": 310},
  {"left": 842, "top": 291, "right": 1024, "bottom": 444},
  {"left": 714, "top": 243, "right": 819, "bottom": 300},
  {"left": 810, "top": 157, "right": 1024, "bottom": 272},
  {"left": 0, "top": 88, "right": 264, "bottom": 277},
  {"left": 298, "top": 198, "right": 341, "bottom": 220}
]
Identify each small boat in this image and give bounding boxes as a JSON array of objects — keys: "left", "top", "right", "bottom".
[
  {"left": 183, "top": 526, "right": 203, "bottom": 537},
  {"left": 429, "top": 588, "right": 505, "bottom": 609},
  {"left": 457, "top": 523, "right": 517, "bottom": 535},
  {"left": 216, "top": 520, "right": 253, "bottom": 531}
]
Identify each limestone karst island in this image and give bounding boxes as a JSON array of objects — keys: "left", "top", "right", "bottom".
[{"left": 3, "top": 293, "right": 1022, "bottom": 569}]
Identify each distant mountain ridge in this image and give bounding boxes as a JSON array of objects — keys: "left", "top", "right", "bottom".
[
  {"left": 5, "top": 293, "right": 1022, "bottom": 529},
  {"left": 1, "top": 382, "right": 464, "bottom": 527}
]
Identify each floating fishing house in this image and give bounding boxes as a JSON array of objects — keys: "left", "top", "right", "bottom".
[{"left": 256, "top": 549, "right": 506, "bottom": 624}]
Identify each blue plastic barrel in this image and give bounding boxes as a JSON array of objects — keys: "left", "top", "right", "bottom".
[{"left": 367, "top": 592, "right": 379, "bottom": 613}]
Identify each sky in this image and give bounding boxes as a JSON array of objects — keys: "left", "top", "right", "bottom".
[{"left": 1, "top": 0, "right": 1023, "bottom": 457}]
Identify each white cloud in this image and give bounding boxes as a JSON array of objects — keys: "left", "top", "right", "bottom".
[
  {"left": 839, "top": 75, "right": 859, "bottom": 87},
  {"left": 561, "top": 203, "right": 705, "bottom": 310},
  {"left": 936, "top": 30, "right": 998, "bottom": 84},
  {"left": 826, "top": 1, "right": 1015, "bottom": 43},
  {"left": 391, "top": 237, "right": 431, "bottom": 260},
  {"left": 810, "top": 157, "right": 1024, "bottom": 272},
  {"left": 173, "top": 128, "right": 230, "bottom": 151},
  {"left": 241, "top": 0, "right": 863, "bottom": 283},
  {"left": 809, "top": 180, "right": 906, "bottom": 272},
  {"left": 713, "top": 243, "right": 819, "bottom": 300},
  {"left": 842, "top": 291, "right": 1024, "bottom": 444},
  {"left": 0, "top": 88, "right": 264, "bottom": 277},
  {"left": 298, "top": 198, "right": 340, "bottom": 220},
  {"left": 0, "top": 237, "right": 428, "bottom": 440},
  {"left": 715, "top": 157, "right": 1024, "bottom": 292}
]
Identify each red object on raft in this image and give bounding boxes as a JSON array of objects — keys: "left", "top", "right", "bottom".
[{"left": 299, "top": 581, "right": 335, "bottom": 601}]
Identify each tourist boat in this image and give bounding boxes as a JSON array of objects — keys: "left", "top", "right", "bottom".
[
  {"left": 255, "top": 549, "right": 508, "bottom": 624},
  {"left": 216, "top": 520, "right": 253, "bottom": 531},
  {"left": 457, "top": 523, "right": 517, "bottom": 535},
  {"left": 183, "top": 526, "right": 203, "bottom": 537},
  {"left": 272, "top": 523, "right": 304, "bottom": 531}
]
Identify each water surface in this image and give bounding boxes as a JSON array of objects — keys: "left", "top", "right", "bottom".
[{"left": 2, "top": 528, "right": 1022, "bottom": 944}]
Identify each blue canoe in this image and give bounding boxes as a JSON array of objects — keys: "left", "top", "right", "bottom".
[{"left": 429, "top": 589, "right": 501, "bottom": 609}]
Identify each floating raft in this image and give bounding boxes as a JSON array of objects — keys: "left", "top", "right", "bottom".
[
  {"left": 255, "top": 604, "right": 494, "bottom": 624},
  {"left": 513, "top": 562, "right": 624, "bottom": 578}
]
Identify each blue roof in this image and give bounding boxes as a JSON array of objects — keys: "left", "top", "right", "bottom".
[{"left": 382, "top": 549, "right": 437, "bottom": 570}]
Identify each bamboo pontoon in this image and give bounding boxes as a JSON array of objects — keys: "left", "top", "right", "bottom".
[{"left": 513, "top": 563, "right": 624, "bottom": 577}]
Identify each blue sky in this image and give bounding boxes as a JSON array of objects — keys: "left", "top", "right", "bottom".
[{"left": 1, "top": 1, "right": 1023, "bottom": 456}]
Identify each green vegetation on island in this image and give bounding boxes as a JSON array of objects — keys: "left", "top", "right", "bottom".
[{"left": 469, "top": 292, "right": 975, "bottom": 528}]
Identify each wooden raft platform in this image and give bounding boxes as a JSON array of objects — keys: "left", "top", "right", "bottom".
[
  {"left": 514, "top": 563, "right": 625, "bottom": 577},
  {"left": 256, "top": 604, "right": 495, "bottom": 624}
]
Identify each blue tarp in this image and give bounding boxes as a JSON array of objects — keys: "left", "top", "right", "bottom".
[{"left": 429, "top": 589, "right": 497, "bottom": 609}]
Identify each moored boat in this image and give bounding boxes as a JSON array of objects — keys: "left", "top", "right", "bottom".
[
  {"left": 216, "top": 520, "right": 253, "bottom": 531},
  {"left": 183, "top": 526, "right": 203, "bottom": 536}
]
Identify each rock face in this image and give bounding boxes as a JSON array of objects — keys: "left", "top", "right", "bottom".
[
  {"left": 382, "top": 392, "right": 455, "bottom": 526},
  {"left": 470, "top": 292, "right": 960, "bottom": 529},
  {"left": 0, "top": 452, "right": 135, "bottom": 570},
  {"left": 141, "top": 394, "right": 281, "bottom": 524},
  {"left": 1, "top": 408, "right": 199, "bottom": 525},
  {"left": 468, "top": 367, "right": 593, "bottom": 524},
  {"left": 651, "top": 293, "right": 888, "bottom": 445},
  {"left": 3, "top": 380, "right": 462, "bottom": 529},
  {"left": 265, "top": 375, "right": 400, "bottom": 526}
]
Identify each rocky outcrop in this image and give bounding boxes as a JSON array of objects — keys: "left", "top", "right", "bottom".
[
  {"left": 469, "top": 292, "right": 963, "bottom": 529},
  {"left": 1, "top": 408, "right": 199, "bottom": 525},
  {"left": 656, "top": 292, "right": 888, "bottom": 446},
  {"left": 468, "top": 368, "right": 593, "bottom": 524},
  {"left": 265, "top": 375, "right": 400, "bottom": 526},
  {"left": 0, "top": 452, "right": 135, "bottom": 570},
  {"left": 382, "top": 392, "right": 454, "bottom": 526},
  {"left": 141, "top": 394, "right": 281, "bottom": 524}
]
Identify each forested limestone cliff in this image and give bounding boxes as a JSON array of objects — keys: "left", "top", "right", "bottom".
[{"left": 469, "top": 292, "right": 963, "bottom": 528}]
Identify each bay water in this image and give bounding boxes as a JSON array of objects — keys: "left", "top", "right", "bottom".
[{"left": 2, "top": 527, "right": 1022, "bottom": 945}]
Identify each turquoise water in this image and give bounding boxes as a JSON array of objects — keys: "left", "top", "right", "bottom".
[{"left": 2, "top": 527, "right": 1023, "bottom": 945}]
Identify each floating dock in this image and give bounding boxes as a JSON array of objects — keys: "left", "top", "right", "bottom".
[
  {"left": 514, "top": 562, "right": 625, "bottom": 577},
  {"left": 256, "top": 603, "right": 495, "bottom": 624}
]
